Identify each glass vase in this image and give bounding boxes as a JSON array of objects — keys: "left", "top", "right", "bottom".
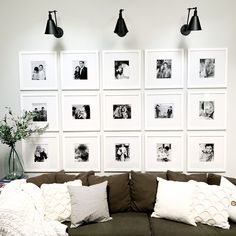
[{"left": 6, "top": 145, "right": 24, "bottom": 180}]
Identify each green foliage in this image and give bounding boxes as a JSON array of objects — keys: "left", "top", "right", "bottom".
[{"left": 0, "top": 107, "right": 48, "bottom": 147}]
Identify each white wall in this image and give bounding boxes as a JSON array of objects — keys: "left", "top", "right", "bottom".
[{"left": 0, "top": 0, "right": 236, "bottom": 177}]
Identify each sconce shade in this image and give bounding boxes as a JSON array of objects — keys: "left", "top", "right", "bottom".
[
  {"left": 45, "top": 13, "right": 58, "bottom": 35},
  {"left": 188, "top": 9, "right": 202, "bottom": 31},
  {"left": 114, "top": 9, "right": 128, "bottom": 37},
  {"left": 45, "top": 11, "right": 64, "bottom": 38},
  {"left": 180, "top": 7, "right": 202, "bottom": 36}
]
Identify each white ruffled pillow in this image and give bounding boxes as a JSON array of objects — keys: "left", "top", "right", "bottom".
[
  {"left": 190, "top": 180, "right": 230, "bottom": 229},
  {"left": 220, "top": 176, "right": 236, "bottom": 222},
  {"left": 151, "top": 177, "right": 196, "bottom": 226},
  {"left": 41, "top": 179, "right": 82, "bottom": 222}
]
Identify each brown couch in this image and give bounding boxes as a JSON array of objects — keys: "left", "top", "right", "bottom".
[{"left": 27, "top": 170, "right": 236, "bottom": 236}]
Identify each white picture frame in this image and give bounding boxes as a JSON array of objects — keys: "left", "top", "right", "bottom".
[
  {"left": 187, "top": 89, "right": 227, "bottom": 130},
  {"left": 103, "top": 91, "right": 141, "bottom": 131},
  {"left": 145, "top": 49, "right": 184, "bottom": 88},
  {"left": 187, "top": 131, "right": 226, "bottom": 172},
  {"left": 20, "top": 92, "right": 59, "bottom": 131},
  {"left": 102, "top": 50, "right": 141, "bottom": 90},
  {"left": 60, "top": 51, "right": 99, "bottom": 90},
  {"left": 104, "top": 132, "right": 141, "bottom": 171},
  {"left": 188, "top": 48, "right": 227, "bottom": 88},
  {"left": 19, "top": 51, "right": 57, "bottom": 90},
  {"left": 63, "top": 133, "right": 100, "bottom": 171},
  {"left": 145, "top": 90, "right": 184, "bottom": 130},
  {"left": 62, "top": 91, "right": 100, "bottom": 131},
  {"left": 145, "top": 132, "right": 184, "bottom": 171},
  {"left": 22, "top": 133, "right": 60, "bottom": 172}
]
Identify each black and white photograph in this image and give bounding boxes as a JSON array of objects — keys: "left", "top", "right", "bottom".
[
  {"left": 188, "top": 49, "right": 227, "bottom": 88},
  {"left": 199, "top": 58, "right": 215, "bottom": 78},
  {"left": 74, "top": 144, "right": 89, "bottom": 162},
  {"left": 31, "top": 61, "right": 46, "bottom": 80},
  {"left": 72, "top": 104, "right": 90, "bottom": 119},
  {"left": 32, "top": 103, "right": 47, "bottom": 122},
  {"left": 115, "top": 143, "right": 130, "bottom": 161},
  {"left": 199, "top": 101, "right": 214, "bottom": 120},
  {"left": 156, "top": 59, "right": 172, "bottom": 79},
  {"left": 187, "top": 132, "right": 226, "bottom": 172},
  {"left": 199, "top": 143, "right": 214, "bottom": 162},
  {"left": 145, "top": 133, "right": 183, "bottom": 171},
  {"left": 34, "top": 144, "right": 48, "bottom": 162},
  {"left": 154, "top": 103, "right": 173, "bottom": 118},
  {"left": 156, "top": 143, "right": 172, "bottom": 162},
  {"left": 114, "top": 60, "right": 130, "bottom": 79},
  {"left": 113, "top": 104, "right": 131, "bottom": 119},
  {"left": 73, "top": 60, "right": 88, "bottom": 80}
]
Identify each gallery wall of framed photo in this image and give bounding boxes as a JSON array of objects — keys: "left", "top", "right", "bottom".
[{"left": 18, "top": 48, "right": 227, "bottom": 173}]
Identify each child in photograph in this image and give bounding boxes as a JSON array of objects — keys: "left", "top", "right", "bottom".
[
  {"left": 199, "top": 101, "right": 214, "bottom": 120},
  {"left": 32, "top": 67, "right": 39, "bottom": 80},
  {"left": 200, "top": 143, "right": 214, "bottom": 162}
]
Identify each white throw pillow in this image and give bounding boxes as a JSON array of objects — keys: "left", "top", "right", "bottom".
[
  {"left": 68, "top": 181, "right": 112, "bottom": 228},
  {"left": 41, "top": 179, "right": 82, "bottom": 222},
  {"left": 220, "top": 176, "right": 236, "bottom": 222},
  {"left": 190, "top": 180, "right": 230, "bottom": 229},
  {"left": 151, "top": 177, "right": 196, "bottom": 226}
]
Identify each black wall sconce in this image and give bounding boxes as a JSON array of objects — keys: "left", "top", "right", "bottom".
[
  {"left": 45, "top": 10, "right": 64, "bottom": 38},
  {"left": 180, "top": 7, "right": 202, "bottom": 36},
  {"left": 114, "top": 9, "right": 128, "bottom": 37}
]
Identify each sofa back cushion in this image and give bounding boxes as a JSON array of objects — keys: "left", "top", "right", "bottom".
[
  {"left": 130, "top": 171, "right": 167, "bottom": 212},
  {"left": 207, "top": 173, "right": 236, "bottom": 186},
  {"left": 26, "top": 170, "right": 65, "bottom": 187},
  {"left": 88, "top": 173, "right": 130, "bottom": 213},
  {"left": 167, "top": 170, "right": 207, "bottom": 183},
  {"left": 56, "top": 171, "right": 95, "bottom": 186}
]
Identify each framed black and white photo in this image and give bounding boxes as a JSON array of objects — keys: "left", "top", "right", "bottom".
[
  {"left": 104, "top": 132, "right": 141, "bottom": 171},
  {"left": 62, "top": 91, "right": 100, "bottom": 131},
  {"left": 145, "top": 49, "right": 184, "bottom": 88},
  {"left": 20, "top": 92, "right": 59, "bottom": 131},
  {"left": 103, "top": 91, "right": 141, "bottom": 130},
  {"left": 145, "top": 90, "right": 184, "bottom": 130},
  {"left": 19, "top": 51, "right": 57, "bottom": 90},
  {"left": 188, "top": 48, "right": 227, "bottom": 88},
  {"left": 145, "top": 132, "right": 184, "bottom": 171},
  {"left": 63, "top": 133, "right": 100, "bottom": 171},
  {"left": 22, "top": 133, "right": 60, "bottom": 172},
  {"left": 60, "top": 51, "right": 99, "bottom": 90},
  {"left": 187, "top": 132, "right": 226, "bottom": 172},
  {"left": 102, "top": 50, "right": 141, "bottom": 89},
  {"left": 188, "top": 89, "right": 227, "bottom": 130}
]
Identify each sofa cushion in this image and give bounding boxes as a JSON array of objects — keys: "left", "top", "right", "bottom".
[
  {"left": 68, "top": 181, "right": 112, "bottom": 227},
  {"left": 88, "top": 173, "right": 130, "bottom": 213},
  {"left": 41, "top": 180, "right": 82, "bottom": 222},
  {"left": 64, "top": 212, "right": 151, "bottom": 236},
  {"left": 167, "top": 170, "right": 207, "bottom": 183},
  {"left": 26, "top": 170, "right": 65, "bottom": 187},
  {"left": 191, "top": 180, "right": 230, "bottom": 229},
  {"left": 56, "top": 171, "right": 95, "bottom": 186},
  {"left": 208, "top": 173, "right": 236, "bottom": 186},
  {"left": 151, "top": 178, "right": 196, "bottom": 226},
  {"left": 130, "top": 171, "right": 166, "bottom": 212},
  {"left": 150, "top": 218, "right": 236, "bottom": 236},
  {"left": 221, "top": 177, "right": 236, "bottom": 222}
]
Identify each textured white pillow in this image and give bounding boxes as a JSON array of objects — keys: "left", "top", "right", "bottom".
[
  {"left": 190, "top": 180, "right": 230, "bottom": 229},
  {"left": 151, "top": 177, "right": 196, "bottom": 226},
  {"left": 41, "top": 179, "right": 82, "bottom": 222},
  {"left": 68, "top": 181, "right": 112, "bottom": 228},
  {"left": 221, "top": 176, "right": 236, "bottom": 222}
]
